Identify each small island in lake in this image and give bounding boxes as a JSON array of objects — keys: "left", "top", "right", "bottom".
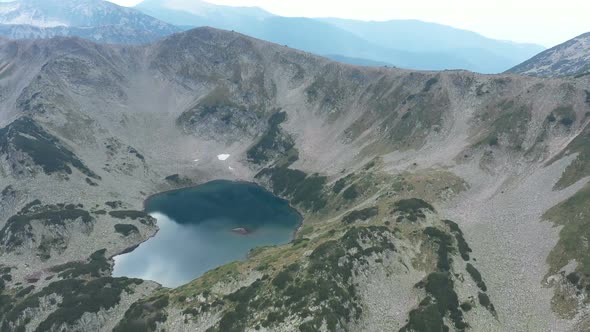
[{"left": 231, "top": 227, "right": 251, "bottom": 235}]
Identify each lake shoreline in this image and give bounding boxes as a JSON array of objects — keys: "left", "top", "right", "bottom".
[
  {"left": 112, "top": 179, "right": 303, "bottom": 287},
  {"left": 141, "top": 178, "right": 305, "bottom": 239}
]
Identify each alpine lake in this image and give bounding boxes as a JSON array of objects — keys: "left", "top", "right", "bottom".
[{"left": 112, "top": 180, "right": 301, "bottom": 287}]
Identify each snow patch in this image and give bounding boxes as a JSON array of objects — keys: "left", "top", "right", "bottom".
[
  {"left": 1, "top": 15, "right": 69, "bottom": 27},
  {"left": 217, "top": 154, "right": 230, "bottom": 161}
]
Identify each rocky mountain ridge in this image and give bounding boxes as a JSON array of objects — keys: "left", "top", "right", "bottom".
[
  {"left": 0, "top": 0, "right": 179, "bottom": 44},
  {"left": 507, "top": 32, "right": 590, "bottom": 77}
]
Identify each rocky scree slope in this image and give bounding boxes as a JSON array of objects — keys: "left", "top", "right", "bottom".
[
  {"left": 0, "top": 28, "right": 589, "bottom": 331},
  {"left": 507, "top": 32, "right": 590, "bottom": 78}
]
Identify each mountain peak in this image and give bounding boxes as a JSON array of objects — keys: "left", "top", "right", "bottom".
[
  {"left": 507, "top": 31, "right": 590, "bottom": 77},
  {"left": 0, "top": 0, "right": 179, "bottom": 44},
  {"left": 1, "top": 0, "right": 174, "bottom": 28}
]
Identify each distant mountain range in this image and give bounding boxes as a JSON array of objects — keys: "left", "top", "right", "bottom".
[
  {"left": 0, "top": 0, "right": 179, "bottom": 44},
  {"left": 507, "top": 32, "right": 590, "bottom": 77},
  {"left": 0, "top": 0, "right": 547, "bottom": 73},
  {"left": 135, "top": 0, "right": 545, "bottom": 73},
  {"left": 320, "top": 18, "right": 544, "bottom": 71}
]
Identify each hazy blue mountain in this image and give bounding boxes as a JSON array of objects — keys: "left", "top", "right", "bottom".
[
  {"left": 135, "top": 0, "right": 272, "bottom": 27},
  {"left": 322, "top": 18, "right": 546, "bottom": 73},
  {"left": 135, "top": 0, "right": 545, "bottom": 73},
  {"left": 226, "top": 16, "right": 469, "bottom": 71},
  {"left": 325, "top": 54, "right": 394, "bottom": 67},
  {"left": 0, "top": 0, "right": 179, "bottom": 44}
]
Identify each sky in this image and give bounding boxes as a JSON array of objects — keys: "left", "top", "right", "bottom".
[{"left": 111, "top": 0, "right": 590, "bottom": 47}]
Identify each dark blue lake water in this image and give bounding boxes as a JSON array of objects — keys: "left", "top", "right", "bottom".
[{"left": 112, "top": 180, "right": 301, "bottom": 287}]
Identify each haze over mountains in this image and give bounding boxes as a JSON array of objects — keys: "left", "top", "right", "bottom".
[
  {"left": 134, "top": 0, "right": 546, "bottom": 73},
  {"left": 0, "top": 0, "right": 546, "bottom": 72}
]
